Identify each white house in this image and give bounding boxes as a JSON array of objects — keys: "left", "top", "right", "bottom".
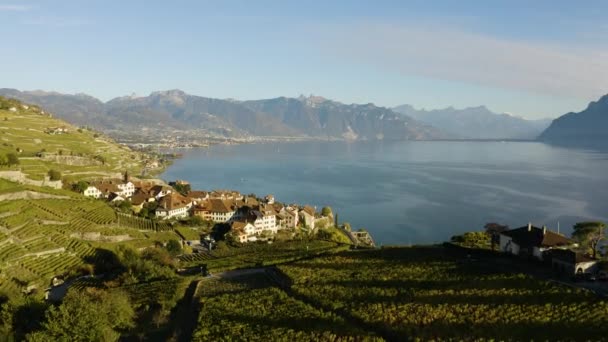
[
  {"left": 231, "top": 221, "right": 256, "bottom": 243},
  {"left": 208, "top": 199, "right": 237, "bottom": 223},
  {"left": 91, "top": 177, "right": 135, "bottom": 199},
  {"left": 155, "top": 193, "right": 193, "bottom": 220},
  {"left": 278, "top": 206, "right": 299, "bottom": 229},
  {"left": 499, "top": 223, "right": 575, "bottom": 261},
  {"left": 116, "top": 181, "right": 135, "bottom": 197},
  {"left": 83, "top": 185, "right": 102, "bottom": 198},
  {"left": 299, "top": 206, "right": 316, "bottom": 230},
  {"left": 551, "top": 249, "right": 599, "bottom": 276}
]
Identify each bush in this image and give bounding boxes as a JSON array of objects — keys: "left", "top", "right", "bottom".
[
  {"left": 165, "top": 240, "right": 182, "bottom": 256},
  {"left": 47, "top": 170, "right": 61, "bottom": 181},
  {"left": 26, "top": 288, "right": 134, "bottom": 342},
  {"left": 450, "top": 231, "right": 491, "bottom": 249}
]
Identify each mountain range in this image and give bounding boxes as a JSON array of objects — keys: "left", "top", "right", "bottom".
[
  {"left": 393, "top": 104, "right": 552, "bottom": 140},
  {"left": 4, "top": 88, "right": 604, "bottom": 144},
  {"left": 0, "top": 89, "right": 445, "bottom": 141},
  {"left": 539, "top": 94, "right": 608, "bottom": 144}
]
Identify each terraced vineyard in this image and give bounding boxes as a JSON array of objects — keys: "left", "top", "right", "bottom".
[
  {"left": 117, "top": 213, "right": 173, "bottom": 231},
  {"left": 193, "top": 272, "right": 382, "bottom": 341},
  {"left": 0, "top": 96, "right": 152, "bottom": 181},
  {"left": 0, "top": 180, "right": 176, "bottom": 298},
  {"left": 180, "top": 240, "right": 348, "bottom": 272},
  {"left": 275, "top": 247, "right": 608, "bottom": 341}
]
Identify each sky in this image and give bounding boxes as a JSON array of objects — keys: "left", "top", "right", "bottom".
[{"left": 1, "top": 0, "right": 608, "bottom": 119}]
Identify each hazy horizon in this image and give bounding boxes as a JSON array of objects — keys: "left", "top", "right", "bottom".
[{"left": 2, "top": 0, "right": 607, "bottom": 119}]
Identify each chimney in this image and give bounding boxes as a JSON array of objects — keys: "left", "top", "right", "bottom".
[
  {"left": 527, "top": 222, "right": 532, "bottom": 231},
  {"left": 542, "top": 226, "right": 547, "bottom": 235}
]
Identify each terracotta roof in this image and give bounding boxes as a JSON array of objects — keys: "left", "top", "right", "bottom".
[
  {"left": 158, "top": 192, "right": 191, "bottom": 211},
  {"left": 209, "top": 199, "right": 235, "bottom": 213},
  {"left": 501, "top": 225, "right": 573, "bottom": 248},
  {"left": 95, "top": 183, "right": 120, "bottom": 194},
  {"left": 186, "top": 190, "right": 208, "bottom": 199},
  {"left": 301, "top": 206, "right": 316, "bottom": 216},
  {"left": 231, "top": 221, "right": 248, "bottom": 230},
  {"left": 131, "top": 193, "right": 149, "bottom": 205},
  {"left": 149, "top": 185, "right": 172, "bottom": 196}
]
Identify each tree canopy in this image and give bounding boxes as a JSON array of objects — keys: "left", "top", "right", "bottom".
[
  {"left": 26, "top": 289, "right": 134, "bottom": 342},
  {"left": 572, "top": 221, "right": 606, "bottom": 259},
  {"left": 321, "top": 206, "right": 333, "bottom": 217}
]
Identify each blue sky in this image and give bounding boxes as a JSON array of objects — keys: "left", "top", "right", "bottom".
[{"left": 1, "top": 0, "right": 607, "bottom": 119}]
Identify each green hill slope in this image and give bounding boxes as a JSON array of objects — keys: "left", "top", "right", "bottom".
[
  {"left": 0, "top": 178, "right": 182, "bottom": 298},
  {"left": 0, "top": 96, "right": 158, "bottom": 182}
]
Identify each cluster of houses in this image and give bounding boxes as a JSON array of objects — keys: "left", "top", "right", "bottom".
[
  {"left": 498, "top": 223, "right": 601, "bottom": 277},
  {"left": 44, "top": 126, "right": 69, "bottom": 135},
  {"left": 82, "top": 173, "right": 329, "bottom": 243}
]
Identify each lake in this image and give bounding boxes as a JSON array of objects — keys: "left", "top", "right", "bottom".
[{"left": 161, "top": 141, "right": 608, "bottom": 245}]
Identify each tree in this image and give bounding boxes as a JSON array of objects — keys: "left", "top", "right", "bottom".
[
  {"left": 572, "top": 222, "right": 606, "bottom": 259},
  {"left": 165, "top": 239, "right": 182, "bottom": 256},
  {"left": 484, "top": 223, "right": 509, "bottom": 251},
  {"left": 47, "top": 169, "right": 61, "bottom": 181},
  {"left": 6, "top": 153, "right": 19, "bottom": 166},
  {"left": 0, "top": 154, "right": 7, "bottom": 167},
  {"left": 321, "top": 206, "right": 333, "bottom": 217},
  {"left": 451, "top": 231, "right": 491, "bottom": 249},
  {"left": 26, "top": 288, "right": 134, "bottom": 342},
  {"left": 171, "top": 182, "right": 191, "bottom": 195},
  {"left": 72, "top": 181, "right": 89, "bottom": 193}
]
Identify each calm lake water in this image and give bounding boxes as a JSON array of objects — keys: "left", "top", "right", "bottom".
[{"left": 161, "top": 141, "right": 608, "bottom": 245}]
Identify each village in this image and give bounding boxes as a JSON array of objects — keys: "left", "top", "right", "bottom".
[{"left": 79, "top": 171, "right": 341, "bottom": 246}]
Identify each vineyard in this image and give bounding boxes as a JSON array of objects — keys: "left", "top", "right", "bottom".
[
  {"left": 117, "top": 213, "right": 174, "bottom": 231},
  {"left": 179, "top": 240, "right": 348, "bottom": 272},
  {"left": 193, "top": 273, "right": 382, "bottom": 341},
  {"left": 0, "top": 183, "right": 179, "bottom": 298},
  {"left": 274, "top": 247, "right": 608, "bottom": 341}
]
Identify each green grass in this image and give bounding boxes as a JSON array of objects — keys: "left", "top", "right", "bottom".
[{"left": 175, "top": 227, "right": 201, "bottom": 241}]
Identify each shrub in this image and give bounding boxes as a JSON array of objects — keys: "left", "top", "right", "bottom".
[{"left": 47, "top": 170, "right": 62, "bottom": 181}]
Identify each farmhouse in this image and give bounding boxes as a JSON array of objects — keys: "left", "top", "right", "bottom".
[
  {"left": 277, "top": 206, "right": 299, "bottom": 229},
  {"left": 499, "top": 223, "right": 575, "bottom": 260},
  {"left": 83, "top": 185, "right": 102, "bottom": 198},
  {"left": 230, "top": 221, "right": 256, "bottom": 243},
  {"left": 551, "top": 249, "right": 599, "bottom": 276},
  {"left": 209, "top": 199, "right": 237, "bottom": 223},
  {"left": 155, "top": 192, "right": 193, "bottom": 219},
  {"left": 299, "top": 206, "right": 316, "bottom": 230}
]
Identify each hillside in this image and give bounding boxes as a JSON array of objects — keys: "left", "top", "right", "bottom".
[
  {"left": 191, "top": 246, "right": 608, "bottom": 341},
  {"left": 539, "top": 94, "right": 608, "bottom": 144},
  {"left": 393, "top": 104, "right": 551, "bottom": 139},
  {"left": 0, "top": 96, "right": 160, "bottom": 182},
  {"left": 0, "top": 178, "right": 181, "bottom": 297},
  {"left": 0, "top": 89, "right": 447, "bottom": 141}
]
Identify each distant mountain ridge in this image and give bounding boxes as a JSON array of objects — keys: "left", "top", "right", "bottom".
[
  {"left": 0, "top": 88, "right": 446, "bottom": 141},
  {"left": 539, "top": 94, "right": 608, "bottom": 144},
  {"left": 393, "top": 104, "right": 552, "bottom": 140}
]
